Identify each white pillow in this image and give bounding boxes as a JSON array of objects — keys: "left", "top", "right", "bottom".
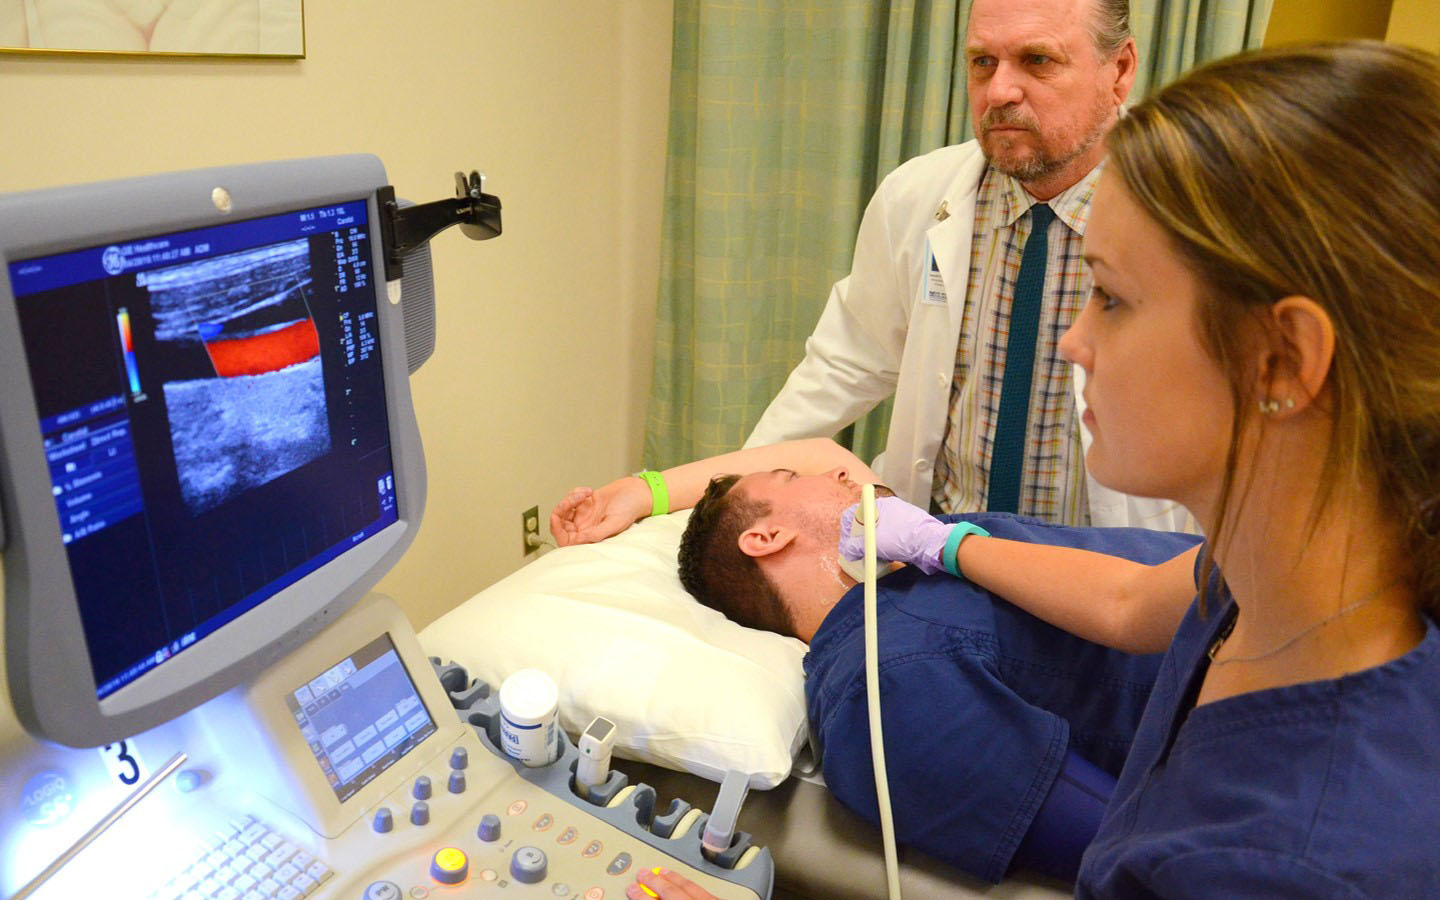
[{"left": 418, "top": 511, "right": 809, "bottom": 788}]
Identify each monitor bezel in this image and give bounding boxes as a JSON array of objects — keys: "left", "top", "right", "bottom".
[{"left": 0, "top": 155, "right": 428, "bottom": 748}]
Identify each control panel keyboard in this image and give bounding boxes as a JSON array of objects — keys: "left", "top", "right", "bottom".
[{"left": 146, "top": 814, "right": 333, "bottom": 900}]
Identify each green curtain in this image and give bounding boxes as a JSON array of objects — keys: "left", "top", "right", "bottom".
[
  {"left": 1131, "top": 0, "right": 1273, "bottom": 99},
  {"left": 644, "top": 0, "right": 1272, "bottom": 468}
]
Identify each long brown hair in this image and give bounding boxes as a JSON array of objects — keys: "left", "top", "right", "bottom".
[{"left": 1107, "top": 41, "right": 1440, "bottom": 616}]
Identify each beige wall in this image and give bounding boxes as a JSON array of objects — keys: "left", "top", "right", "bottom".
[
  {"left": 1267, "top": 0, "right": 1440, "bottom": 54},
  {"left": 1264, "top": 0, "right": 1393, "bottom": 44},
  {"left": 1386, "top": 0, "right": 1440, "bottom": 52},
  {"left": 0, "top": 2, "right": 673, "bottom": 629}
]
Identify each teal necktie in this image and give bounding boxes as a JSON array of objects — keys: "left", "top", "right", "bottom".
[{"left": 987, "top": 203, "right": 1055, "bottom": 514}]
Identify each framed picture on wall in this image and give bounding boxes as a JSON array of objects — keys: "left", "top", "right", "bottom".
[{"left": 0, "top": 0, "right": 305, "bottom": 58}]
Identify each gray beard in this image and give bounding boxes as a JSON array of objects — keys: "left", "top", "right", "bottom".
[{"left": 983, "top": 108, "right": 1111, "bottom": 184}]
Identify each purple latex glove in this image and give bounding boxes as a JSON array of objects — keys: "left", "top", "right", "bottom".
[{"left": 838, "top": 495, "right": 953, "bottom": 575}]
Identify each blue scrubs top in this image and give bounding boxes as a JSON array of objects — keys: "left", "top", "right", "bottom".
[
  {"left": 1078, "top": 580, "right": 1440, "bottom": 898},
  {"left": 804, "top": 512, "right": 1200, "bottom": 883}
]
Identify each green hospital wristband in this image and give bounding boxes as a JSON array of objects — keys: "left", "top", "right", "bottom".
[
  {"left": 942, "top": 522, "right": 990, "bottom": 578},
  {"left": 635, "top": 470, "right": 669, "bottom": 517}
]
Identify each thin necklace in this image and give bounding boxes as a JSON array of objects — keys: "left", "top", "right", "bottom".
[{"left": 1208, "top": 579, "right": 1400, "bottom": 666}]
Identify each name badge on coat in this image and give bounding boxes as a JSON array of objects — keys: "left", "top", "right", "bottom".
[{"left": 922, "top": 240, "right": 947, "bottom": 307}]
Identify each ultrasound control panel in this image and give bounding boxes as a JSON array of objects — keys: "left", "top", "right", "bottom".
[
  {"left": 309, "top": 727, "right": 757, "bottom": 900},
  {"left": 0, "top": 594, "right": 770, "bottom": 900}
]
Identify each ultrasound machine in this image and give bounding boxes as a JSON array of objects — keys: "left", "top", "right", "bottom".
[{"left": 0, "top": 156, "right": 771, "bottom": 900}]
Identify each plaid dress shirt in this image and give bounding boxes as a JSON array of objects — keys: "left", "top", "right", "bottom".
[{"left": 931, "top": 163, "right": 1100, "bottom": 524}]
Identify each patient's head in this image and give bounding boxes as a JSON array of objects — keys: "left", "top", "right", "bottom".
[
  {"left": 677, "top": 474, "right": 793, "bottom": 636},
  {"left": 677, "top": 467, "right": 884, "bottom": 641}
]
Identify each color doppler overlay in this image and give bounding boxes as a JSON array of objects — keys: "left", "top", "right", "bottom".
[{"left": 148, "top": 240, "right": 331, "bottom": 516}]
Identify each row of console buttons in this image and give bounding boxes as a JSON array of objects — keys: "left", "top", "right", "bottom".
[
  {"left": 363, "top": 749, "right": 660, "bottom": 899},
  {"left": 491, "top": 801, "right": 634, "bottom": 874},
  {"left": 366, "top": 878, "right": 610, "bottom": 900}
]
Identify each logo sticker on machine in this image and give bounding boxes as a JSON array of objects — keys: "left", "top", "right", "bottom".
[{"left": 19, "top": 771, "right": 75, "bottom": 827}]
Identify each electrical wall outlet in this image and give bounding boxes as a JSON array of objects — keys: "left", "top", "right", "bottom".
[{"left": 522, "top": 505, "right": 541, "bottom": 555}]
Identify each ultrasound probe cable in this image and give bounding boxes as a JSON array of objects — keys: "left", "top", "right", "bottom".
[{"left": 859, "top": 483, "right": 902, "bottom": 900}]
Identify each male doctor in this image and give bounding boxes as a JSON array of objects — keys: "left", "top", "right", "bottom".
[{"left": 745, "top": 0, "right": 1190, "bottom": 532}]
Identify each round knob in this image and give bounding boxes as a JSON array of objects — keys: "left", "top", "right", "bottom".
[
  {"left": 411, "top": 801, "right": 430, "bottom": 826},
  {"left": 429, "top": 847, "right": 469, "bottom": 885},
  {"left": 510, "top": 846, "right": 547, "bottom": 884},
  {"left": 175, "top": 770, "right": 204, "bottom": 793},
  {"left": 372, "top": 807, "right": 394, "bottom": 833},
  {"left": 448, "top": 770, "right": 467, "bottom": 794},
  {"left": 450, "top": 747, "right": 469, "bottom": 770},
  {"left": 413, "top": 775, "right": 432, "bottom": 800},
  {"left": 364, "top": 882, "right": 402, "bottom": 900},
  {"left": 477, "top": 814, "right": 501, "bottom": 842}
]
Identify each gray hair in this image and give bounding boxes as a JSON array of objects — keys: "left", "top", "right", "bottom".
[
  {"left": 1091, "top": 0, "right": 1132, "bottom": 57},
  {"left": 964, "top": 0, "right": 1131, "bottom": 59}
]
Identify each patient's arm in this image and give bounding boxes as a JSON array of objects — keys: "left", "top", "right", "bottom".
[
  {"left": 551, "top": 438, "right": 879, "bottom": 546},
  {"left": 954, "top": 537, "right": 1200, "bottom": 655}
]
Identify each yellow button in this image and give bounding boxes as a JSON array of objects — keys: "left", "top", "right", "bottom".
[
  {"left": 430, "top": 847, "right": 469, "bottom": 884},
  {"left": 435, "top": 848, "right": 466, "bottom": 870}
]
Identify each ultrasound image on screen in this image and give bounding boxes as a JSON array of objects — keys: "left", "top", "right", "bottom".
[
  {"left": 147, "top": 241, "right": 332, "bottom": 515},
  {"left": 10, "top": 196, "right": 398, "bottom": 700}
]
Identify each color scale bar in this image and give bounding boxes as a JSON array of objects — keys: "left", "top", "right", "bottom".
[{"left": 116, "top": 308, "right": 141, "bottom": 395}]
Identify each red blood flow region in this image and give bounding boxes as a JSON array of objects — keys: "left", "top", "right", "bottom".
[{"left": 203, "top": 319, "right": 320, "bottom": 378}]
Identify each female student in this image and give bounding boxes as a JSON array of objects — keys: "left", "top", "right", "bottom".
[{"left": 630, "top": 40, "right": 1440, "bottom": 899}]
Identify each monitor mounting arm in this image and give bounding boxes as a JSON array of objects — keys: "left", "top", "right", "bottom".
[{"left": 377, "top": 170, "right": 502, "bottom": 281}]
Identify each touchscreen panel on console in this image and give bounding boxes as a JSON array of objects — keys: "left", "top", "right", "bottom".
[{"left": 285, "top": 634, "right": 437, "bottom": 803}]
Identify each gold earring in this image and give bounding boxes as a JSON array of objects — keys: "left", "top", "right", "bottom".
[{"left": 1258, "top": 397, "right": 1294, "bottom": 414}]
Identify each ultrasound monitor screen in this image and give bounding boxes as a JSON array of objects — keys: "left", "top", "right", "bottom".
[
  {"left": 286, "top": 633, "right": 436, "bottom": 803},
  {"left": 7, "top": 201, "right": 398, "bottom": 699}
]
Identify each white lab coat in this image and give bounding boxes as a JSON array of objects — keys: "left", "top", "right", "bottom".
[{"left": 745, "top": 141, "right": 1194, "bottom": 532}]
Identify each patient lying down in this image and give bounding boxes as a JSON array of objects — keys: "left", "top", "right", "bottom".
[{"left": 552, "top": 439, "right": 1199, "bottom": 885}]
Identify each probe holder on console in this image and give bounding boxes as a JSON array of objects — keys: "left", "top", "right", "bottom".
[
  {"left": 428, "top": 657, "right": 774, "bottom": 896},
  {"left": 378, "top": 169, "right": 502, "bottom": 281}
]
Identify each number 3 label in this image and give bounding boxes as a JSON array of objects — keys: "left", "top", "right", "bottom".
[{"left": 99, "top": 740, "right": 148, "bottom": 786}]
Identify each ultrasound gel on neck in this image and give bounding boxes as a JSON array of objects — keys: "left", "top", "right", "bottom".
[{"left": 499, "top": 668, "right": 561, "bottom": 766}]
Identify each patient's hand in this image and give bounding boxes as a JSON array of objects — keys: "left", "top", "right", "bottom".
[
  {"left": 550, "top": 479, "right": 651, "bottom": 546},
  {"left": 626, "top": 867, "right": 719, "bottom": 900}
]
